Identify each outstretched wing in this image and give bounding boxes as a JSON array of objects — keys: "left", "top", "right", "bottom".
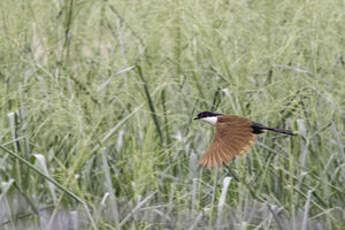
[{"left": 200, "top": 115, "right": 257, "bottom": 168}]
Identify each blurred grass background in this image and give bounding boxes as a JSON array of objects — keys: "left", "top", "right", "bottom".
[{"left": 0, "top": 0, "right": 345, "bottom": 229}]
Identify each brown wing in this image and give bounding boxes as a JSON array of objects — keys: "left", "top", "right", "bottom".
[{"left": 200, "top": 115, "right": 257, "bottom": 168}]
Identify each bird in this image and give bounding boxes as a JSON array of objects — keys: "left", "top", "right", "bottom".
[{"left": 194, "top": 111, "right": 295, "bottom": 168}]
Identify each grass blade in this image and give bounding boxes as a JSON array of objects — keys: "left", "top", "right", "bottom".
[
  {"left": 301, "top": 190, "right": 313, "bottom": 230},
  {"left": 136, "top": 65, "right": 163, "bottom": 143},
  {"left": 0, "top": 145, "right": 97, "bottom": 230},
  {"left": 216, "top": 177, "right": 232, "bottom": 228},
  {"left": 101, "top": 147, "right": 119, "bottom": 226}
]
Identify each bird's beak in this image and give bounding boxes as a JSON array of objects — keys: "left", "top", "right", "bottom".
[{"left": 193, "top": 117, "right": 200, "bottom": 120}]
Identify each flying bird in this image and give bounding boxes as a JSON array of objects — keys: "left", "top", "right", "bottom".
[{"left": 194, "top": 111, "right": 295, "bottom": 168}]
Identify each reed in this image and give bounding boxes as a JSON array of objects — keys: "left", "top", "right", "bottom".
[{"left": 0, "top": 0, "right": 344, "bottom": 229}]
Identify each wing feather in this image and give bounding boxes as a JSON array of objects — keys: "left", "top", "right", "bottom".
[{"left": 200, "top": 115, "right": 257, "bottom": 168}]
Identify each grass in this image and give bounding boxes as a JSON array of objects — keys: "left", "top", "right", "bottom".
[{"left": 0, "top": 0, "right": 345, "bottom": 229}]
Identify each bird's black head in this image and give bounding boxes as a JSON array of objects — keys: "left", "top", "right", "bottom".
[{"left": 194, "top": 111, "right": 222, "bottom": 120}]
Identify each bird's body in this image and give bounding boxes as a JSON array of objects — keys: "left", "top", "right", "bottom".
[{"left": 194, "top": 111, "right": 295, "bottom": 168}]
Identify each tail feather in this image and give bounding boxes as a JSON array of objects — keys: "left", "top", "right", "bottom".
[{"left": 252, "top": 122, "right": 296, "bottom": 136}]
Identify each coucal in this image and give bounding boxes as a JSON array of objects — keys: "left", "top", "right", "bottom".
[{"left": 194, "top": 111, "right": 295, "bottom": 168}]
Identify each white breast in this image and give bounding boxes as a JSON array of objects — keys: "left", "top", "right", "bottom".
[{"left": 201, "top": 116, "right": 218, "bottom": 125}]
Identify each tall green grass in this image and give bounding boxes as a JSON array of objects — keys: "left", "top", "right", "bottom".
[{"left": 0, "top": 0, "right": 345, "bottom": 229}]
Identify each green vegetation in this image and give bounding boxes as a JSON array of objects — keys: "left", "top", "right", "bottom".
[{"left": 1, "top": 0, "right": 344, "bottom": 229}]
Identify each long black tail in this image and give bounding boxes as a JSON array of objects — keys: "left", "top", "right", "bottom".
[{"left": 251, "top": 122, "right": 296, "bottom": 136}]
